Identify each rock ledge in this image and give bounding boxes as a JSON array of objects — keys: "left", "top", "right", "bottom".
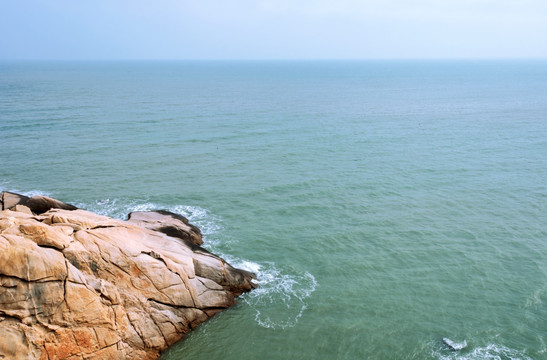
[{"left": 0, "top": 191, "right": 255, "bottom": 360}]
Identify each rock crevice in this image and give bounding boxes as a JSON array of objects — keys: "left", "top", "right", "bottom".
[{"left": 0, "top": 192, "right": 255, "bottom": 360}]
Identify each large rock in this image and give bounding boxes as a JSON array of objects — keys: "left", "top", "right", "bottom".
[
  {"left": 128, "top": 210, "right": 203, "bottom": 246},
  {"left": 0, "top": 192, "right": 255, "bottom": 359},
  {"left": 1, "top": 191, "right": 78, "bottom": 214}
]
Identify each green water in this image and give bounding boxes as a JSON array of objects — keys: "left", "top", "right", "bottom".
[{"left": 1, "top": 61, "right": 546, "bottom": 359}]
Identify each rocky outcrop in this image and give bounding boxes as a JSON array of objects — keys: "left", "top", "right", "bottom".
[
  {"left": 127, "top": 210, "right": 203, "bottom": 246},
  {"left": 0, "top": 192, "right": 255, "bottom": 359},
  {"left": 1, "top": 191, "right": 78, "bottom": 214}
]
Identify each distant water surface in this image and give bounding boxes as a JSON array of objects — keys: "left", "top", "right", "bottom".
[{"left": 1, "top": 60, "right": 546, "bottom": 359}]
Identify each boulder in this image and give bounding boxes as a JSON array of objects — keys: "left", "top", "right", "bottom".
[
  {"left": 1, "top": 191, "right": 78, "bottom": 214},
  {"left": 0, "top": 191, "right": 30, "bottom": 210},
  {"left": 128, "top": 210, "right": 203, "bottom": 246},
  {"left": 0, "top": 192, "right": 256, "bottom": 359}
]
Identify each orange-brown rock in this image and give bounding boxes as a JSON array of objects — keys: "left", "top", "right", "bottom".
[
  {"left": 0, "top": 192, "right": 255, "bottom": 359},
  {"left": 128, "top": 210, "right": 203, "bottom": 246}
]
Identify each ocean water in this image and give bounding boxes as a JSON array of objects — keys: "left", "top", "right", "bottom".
[{"left": 1, "top": 60, "right": 546, "bottom": 359}]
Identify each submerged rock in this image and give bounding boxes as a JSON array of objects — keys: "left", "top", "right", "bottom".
[{"left": 0, "top": 191, "right": 256, "bottom": 359}]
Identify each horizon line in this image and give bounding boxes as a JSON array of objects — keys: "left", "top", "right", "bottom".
[{"left": 1, "top": 57, "right": 547, "bottom": 62}]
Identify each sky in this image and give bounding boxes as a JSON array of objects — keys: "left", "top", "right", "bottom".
[{"left": 1, "top": 0, "right": 546, "bottom": 60}]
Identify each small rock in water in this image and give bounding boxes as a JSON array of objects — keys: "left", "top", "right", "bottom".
[{"left": 443, "top": 338, "right": 467, "bottom": 351}]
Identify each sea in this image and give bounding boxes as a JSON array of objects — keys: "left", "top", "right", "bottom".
[{"left": 0, "top": 60, "right": 545, "bottom": 359}]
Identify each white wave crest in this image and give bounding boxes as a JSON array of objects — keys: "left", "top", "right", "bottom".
[
  {"left": 74, "top": 197, "right": 223, "bottom": 246},
  {"left": 74, "top": 199, "right": 214, "bottom": 226},
  {"left": 434, "top": 342, "right": 533, "bottom": 360},
  {"left": 0, "top": 184, "right": 52, "bottom": 198},
  {"left": 443, "top": 338, "right": 467, "bottom": 351},
  {"left": 77, "top": 198, "right": 158, "bottom": 219},
  {"left": 21, "top": 189, "right": 52, "bottom": 197},
  {"left": 169, "top": 204, "right": 222, "bottom": 241},
  {"left": 234, "top": 260, "right": 317, "bottom": 329}
]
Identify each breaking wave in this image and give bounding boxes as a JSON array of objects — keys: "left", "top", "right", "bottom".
[
  {"left": 233, "top": 260, "right": 317, "bottom": 329},
  {"left": 0, "top": 182, "right": 52, "bottom": 198},
  {"left": 433, "top": 341, "right": 533, "bottom": 360}
]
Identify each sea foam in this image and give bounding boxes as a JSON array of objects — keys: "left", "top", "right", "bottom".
[
  {"left": 433, "top": 342, "right": 533, "bottom": 360},
  {"left": 1, "top": 184, "right": 52, "bottom": 199},
  {"left": 233, "top": 260, "right": 317, "bottom": 329}
]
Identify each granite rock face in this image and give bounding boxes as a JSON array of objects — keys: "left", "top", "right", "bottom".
[
  {"left": 127, "top": 210, "right": 203, "bottom": 246},
  {"left": 0, "top": 192, "right": 255, "bottom": 359}
]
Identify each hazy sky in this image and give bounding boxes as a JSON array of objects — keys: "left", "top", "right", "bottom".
[{"left": 1, "top": 0, "right": 546, "bottom": 60}]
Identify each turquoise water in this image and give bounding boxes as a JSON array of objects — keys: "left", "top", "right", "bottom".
[{"left": 1, "top": 61, "right": 546, "bottom": 359}]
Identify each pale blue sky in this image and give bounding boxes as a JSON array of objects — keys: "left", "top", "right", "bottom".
[{"left": 1, "top": 0, "right": 546, "bottom": 60}]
